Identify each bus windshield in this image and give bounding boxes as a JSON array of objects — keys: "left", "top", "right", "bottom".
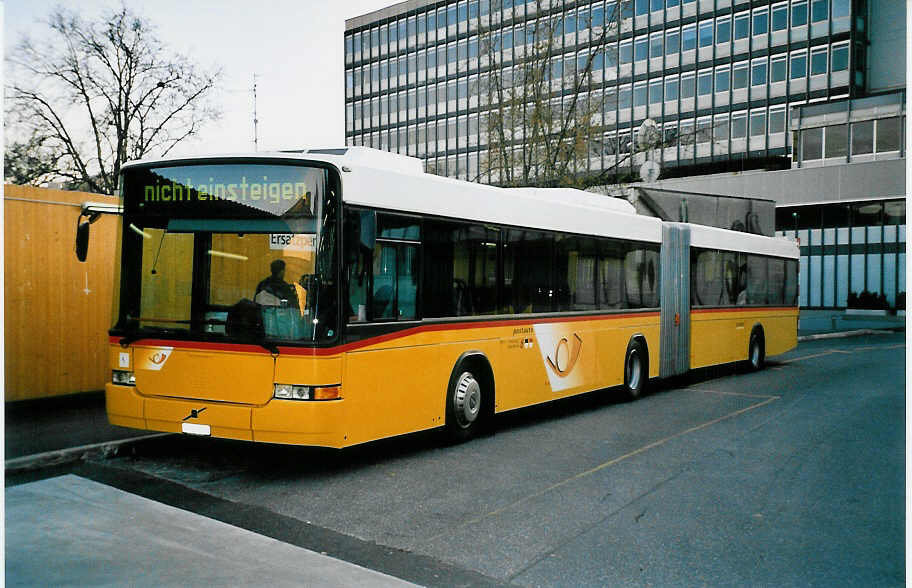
[{"left": 115, "top": 162, "right": 339, "bottom": 345}]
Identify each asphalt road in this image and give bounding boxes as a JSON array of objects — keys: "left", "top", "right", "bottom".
[{"left": 73, "top": 333, "right": 906, "bottom": 586}]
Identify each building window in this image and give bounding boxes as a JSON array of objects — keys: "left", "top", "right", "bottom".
[
  {"left": 810, "top": 47, "right": 827, "bottom": 75},
  {"left": 715, "top": 67, "right": 730, "bottom": 92},
  {"left": 682, "top": 25, "right": 697, "bottom": 51},
  {"left": 636, "top": 0, "right": 649, "bottom": 16},
  {"left": 665, "top": 77, "right": 679, "bottom": 101},
  {"left": 769, "top": 108, "right": 786, "bottom": 133},
  {"left": 792, "top": 0, "right": 808, "bottom": 26},
  {"left": 750, "top": 110, "right": 766, "bottom": 137},
  {"left": 751, "top": 60, "right": 768, "bottom": 86},
  {"left": 681, "top": 73, "right": 695, "bottom": 99},
  {"left": 877, "top": 117, "right": 902, "bottom": 152},
  {"left": 714, "top": 116, "right": 729, "bottom": 142},
  {"left": 832, "top": 0, "right": 850, "bottom": 18},
  {"left": 752, "top": 8, "right": 769, "bottom": 35},
  {"left": 697, "top": 70, "right": 713, "bottom": 96},
  {"left": 825, "top": 124, "right": 848, "bottom": 158},
  {"left": 733, "top": 63, "right": 749, "bottom": 89},
  {"left": 649, "top": 80, "right": 663, "bottom": 104},
  {"left": 810, "top": 0, "right": 829, "bottom": 23},
  {"left": 666, "top": 30, "right": 680, "bottom": 55},
  {"left": 696, "top": 117, "right": 712, "bottom": 143},
  {"left": 802, "top": 127, "right": 823, "bottom": 159},
  {"left": 772, "top": 3, "right": 789, "bottom": 31},
  {"left": 699, "top": 21, "right": 713, "bottom": 48},
  {"left": 734, "top": 12, "right": 749, "bottom": 40},
  {"left": 620, "top": 40, "right": 633, "bottom": 64},
  {"left": 619, "top": 85, "right": 632, "bottom": 109},
  {"left": 831, "top": 43, "right": 849, "bottom": 71},
  {"left": 731, "top": 112, "right": 747, "bottom": 138},
  {"left": 716, "top": 17, "right": 731, "bottom": 44},
  {"left": 790, "top": 52, "right": 807, "bottom": 79},
  {"left": 634, "top": 82, "right": 647, "bottom": 107},
  {"left": 771, "top": 56, "right": 787, "bottom": 82},
  {"left": 650, "top": 33, "right": 664, "bottom": 58}
]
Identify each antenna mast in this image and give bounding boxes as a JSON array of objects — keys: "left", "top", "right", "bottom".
[{"left": 252, "top": 73, "right": 259, "bottom": 152}]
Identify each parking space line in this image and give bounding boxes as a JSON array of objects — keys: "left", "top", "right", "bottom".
[
  {"left": 687, "top": 388, "right": 779, "bottom": 400},
  {"left": 783, "top": 342, "right": 905, "bottom": 364},
  {"left": 779, "top": 351, "right": 839, "bottom": 364},
  {"left": 441, "top": 396, "right": 778, "bottom": 535}
]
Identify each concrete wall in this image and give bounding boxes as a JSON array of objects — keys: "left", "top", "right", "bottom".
[
  {"left": 4, "top": 185, "right": 119, "bottom": 401},
  {"left": 630, "top": 158, "right": 906, "bottom": 207}
]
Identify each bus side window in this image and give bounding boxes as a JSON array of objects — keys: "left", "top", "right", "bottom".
[
  {"left": 372, "top": 244, "right": 397, "bottom": 319},
  {"left": 746, "top": 254, "right": 769, "bottom": 305},
  {"left": 344, "top": 210, "right": 375, "bottom": 322}
]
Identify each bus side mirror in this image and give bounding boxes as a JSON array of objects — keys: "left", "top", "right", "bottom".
[{"left": 75, "top": 220, "right": 91, "bottom": 262}]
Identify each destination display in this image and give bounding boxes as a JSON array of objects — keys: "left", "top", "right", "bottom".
[{"left": 122, "top": 163, "right": 326, "bottom": 218}]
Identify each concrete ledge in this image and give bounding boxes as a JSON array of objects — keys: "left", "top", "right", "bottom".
[
  {"left": 5, "top": 434, "right": 171, "bottom": 475},
  {"left": 798, "top": 329, "right": 899, "bottom": 342}
]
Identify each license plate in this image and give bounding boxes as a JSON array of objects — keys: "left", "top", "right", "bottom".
[{"left": 181, "top": 423, "right": 211, "bottom": 436}]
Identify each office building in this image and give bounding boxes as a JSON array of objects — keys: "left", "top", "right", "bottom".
[{"left": 344, "top": 0, "right": 905, "bottom": 315}]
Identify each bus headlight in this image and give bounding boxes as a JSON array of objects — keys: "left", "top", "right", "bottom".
[
  {"left": 274, "top": 384, "right": 311, "bottom": 400},
  {"left": 273, "top": 384, "right": 341, "bottom": 401},
  {"left": 112, "top": 370, "right": 136, "bottom": 386}
]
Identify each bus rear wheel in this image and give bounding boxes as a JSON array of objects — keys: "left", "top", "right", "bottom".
[
  {"left": 747, "top": 332, "right": 765, "bottom": 371},
  {"left": 445, "top": 369, "right": 483, "bottom": 442},
  {"left": 623, "top": 339, "right": 647, "bottom": 401}
]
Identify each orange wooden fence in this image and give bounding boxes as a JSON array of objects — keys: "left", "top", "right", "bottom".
[{"left": 4, "top": 185, "right": 119, "bottom": 401}]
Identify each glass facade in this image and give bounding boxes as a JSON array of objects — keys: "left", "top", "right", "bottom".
[
  {"left": 345, "top": 0, "right": 861, "bottom": 183},
  {"left": 775, "top": 199, "right": 906, "bottom": 309}
]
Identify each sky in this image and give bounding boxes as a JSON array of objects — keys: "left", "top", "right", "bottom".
[{"left": 3, "top": 0, "right": 394, "bottom": 157}]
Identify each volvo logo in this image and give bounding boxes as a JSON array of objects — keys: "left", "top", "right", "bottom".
[
  {"left": 546, "top": 333, "right": 583, "bottom": 377},
  {"left": 182, "top": 407, "right": 207, "bottom": 421}
]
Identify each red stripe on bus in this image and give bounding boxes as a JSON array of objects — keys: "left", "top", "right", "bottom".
[
  {"left": 691, "top": 306, "right": 798, "bottom": 315},
  {"left": 108, "top": 311, "right": 661, "bottom": 356}
]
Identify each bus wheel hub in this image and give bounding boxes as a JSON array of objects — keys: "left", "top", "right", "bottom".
[{"left": 454, "top": 372, "right": 480, "bottom": 427}]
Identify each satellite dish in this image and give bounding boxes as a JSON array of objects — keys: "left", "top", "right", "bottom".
[
  {"left": 639, "top": 160, "right": 661, "bottom": 183},
  {"left": 637, "top": 119, "right": 660, "bottom": 149}
]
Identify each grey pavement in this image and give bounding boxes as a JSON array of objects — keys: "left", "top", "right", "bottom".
[
  {"left": 5, "top": 391, "right": 151, "bottom": 460},
  {"left": 4, "top": 323, "right": 903, "bottom": 587},
  {"left": 6, "top": 474, "right": 418, "bottom": 587}
]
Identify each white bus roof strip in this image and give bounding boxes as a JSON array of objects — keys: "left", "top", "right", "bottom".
[
  {"left": 121, "top": 148, "right": 798, "bottom": 255},
  {"left": 686, "top": 223, "right": 799, "bottom": 258},
  {"left": 342, "top": 164, "right": 664, "bottom": 243}
]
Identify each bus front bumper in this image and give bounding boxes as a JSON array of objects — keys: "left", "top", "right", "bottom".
[{"left": 106, "top": 384, "right": 348, "bottom": 448}]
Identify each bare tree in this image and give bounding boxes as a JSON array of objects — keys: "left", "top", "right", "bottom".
[
  {"left": 479, "top": 1, "right": 619, "bottom": 188},
  {"left": 477, "top": 1, "right": 697, "bottom": 189},
  {"left": 6, "top": 4, "right": 221, "bottom": 194},
  {"left": 3, "top": 134, "right": 65, "bottom": 187}
]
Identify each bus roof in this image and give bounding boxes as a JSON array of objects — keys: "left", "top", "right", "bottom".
[{"left": 122, "top": 148, "right": 797, "bottom": 256}]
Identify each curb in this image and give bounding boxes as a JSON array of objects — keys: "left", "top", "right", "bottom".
[
  {"left": 797, "top": 328, "right": 900, "bottom": 342},
  {"left": 5, "top": 433, "right": 171, "bottom": 475}
]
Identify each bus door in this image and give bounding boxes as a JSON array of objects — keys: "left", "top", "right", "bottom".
[{"left": 659, "top": 224, "right": 691, "bottom": 377}]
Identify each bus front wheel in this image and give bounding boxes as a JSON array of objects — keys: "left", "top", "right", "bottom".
[
  {"left": 445, "top": 369, "right": 483, "bottom": 442},
  {"left": 623, "top": 339, "right": 647, "bottom": 401}
]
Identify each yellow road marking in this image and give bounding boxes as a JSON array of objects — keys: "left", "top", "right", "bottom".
[{"left": 444, "top": 396, "right": 778, "bottom": 532}]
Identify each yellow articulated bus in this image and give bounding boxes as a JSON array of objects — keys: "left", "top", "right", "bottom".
[{"left": 82, "top": 147, "right": 798, "bottom": 448}]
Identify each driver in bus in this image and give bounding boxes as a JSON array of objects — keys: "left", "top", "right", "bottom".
[{"left": 255, "top": 259, "right": 299, "bottom": 308}]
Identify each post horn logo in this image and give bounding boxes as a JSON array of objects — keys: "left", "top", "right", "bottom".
[
  {"left": 546, "top": 333, "right": 583, "bottom": 377},
  {"left": 150, "top": 351, "right": 168, "bottom": 365}
]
